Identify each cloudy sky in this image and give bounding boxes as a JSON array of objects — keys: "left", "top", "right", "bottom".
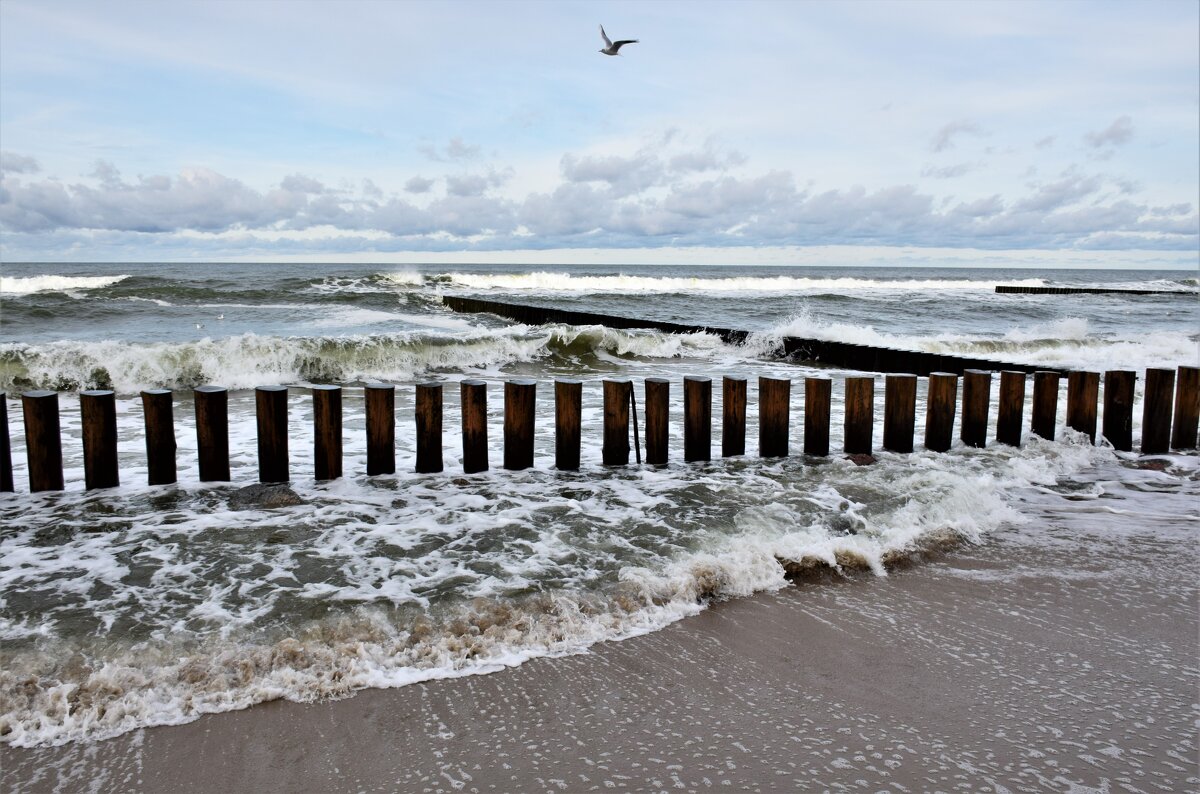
[{"left": 1, "top": 0, "right": 1197, "bottom": 266}]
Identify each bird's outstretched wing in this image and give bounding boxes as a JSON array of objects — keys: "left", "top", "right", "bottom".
[
  {"left": 599, "top": 24, "right": 613, "bottom": 48},
  {"left": 612, "top": 39, "right": 638, "bottom": 50}
]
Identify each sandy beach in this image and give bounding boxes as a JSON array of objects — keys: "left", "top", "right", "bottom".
[{"left": 4, "top": 458, "right": 1196, "bottom": 793}]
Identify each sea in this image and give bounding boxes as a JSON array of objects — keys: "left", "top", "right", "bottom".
[{"left": 0, "top": 261, "right": 1197, "bottom": 749}]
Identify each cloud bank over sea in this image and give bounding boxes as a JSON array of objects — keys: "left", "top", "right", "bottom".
[{"left": 1, "top": 1, "right": 1196, "bottom": 263}]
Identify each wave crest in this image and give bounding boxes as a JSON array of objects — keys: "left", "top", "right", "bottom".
[{"left": 0, "top": 275, "right": 130, "bottom": 295}]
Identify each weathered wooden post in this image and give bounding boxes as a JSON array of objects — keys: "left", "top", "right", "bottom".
[
  {"left": 924, "top": 373, "right": 957, "bottom": 453},
  {"left": 0, "top": 394, "right": 12, "bottom": 493},
  {"left": 960, "top": 370, "right": 991, "bottom": 449},
  {"left": 256, "top": 385, "right": 289, "bottom": 483},
  {"left": 81, "top": 390, "right": 119, "bottom": 490},
  {"left": 416, "top": 382, "right": 444, "bottom": 473},
  {"left": 365, "top": 382, "right": 396, "bottom": 476},
  {"left": 504, "top": 379, "right": 536, "bottom": 471},
  {"left": 882, "top": 374, "right": 916, "bottom": 453},
  {"left": 758, "top": 376, "right": 790, "bottom": 458},
  {"left": 23, "top": 390, "right": 63, "bottom": 492},
  {"left": 996, "top": 371, "right": 1026, "bottom": 448},
  {"left": 844, "top": 376, "right": 874, "bottom": 455},
  {"left": 553, "top": 379, "right": 581, "bottom": 471},
  {"left": 644, "top": 378, "right": 669, "bottom": 465},
  {"left": 1171, "top": 365, "right": 1199, "bottom": 450},
  {"left": 195, "top": 385, "right": 230, "bottom": 482},
  {"left": 1067, "top": 371, "right": 1099, "bottom": 443},
  {"left": 722, "top": 376, "right": 746, "bottom": 458},
  {"left": 804, "top": 377, "right": 831, "bottom": 457},
  {"left": 602, "top": 378, "right": 631, "bottom": 466},
  {"left": 312, "top": 385, "right": 342, "bottom": 481},
  {"left": 1101, "top": 371, "right": 1135, "bottom": 452},
  {"left": 1141, "top": 368, "right": 1174, "bottom": 454},
  {"left": 141, "top": 389, "right": 176, "bottom": 486},
  {"left": 1031, "top": 371, "right": 1060, "bottom": 441},
  {"left": 684, "top": 376, "right": 712, "bottom": 462},
  {"left": 461, "top": 379, "right": 489, "bottom": 473}
]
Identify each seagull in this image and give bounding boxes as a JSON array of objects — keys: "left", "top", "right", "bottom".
[{"left": 599, "top": 24, "right": 638, "bottom": 56}]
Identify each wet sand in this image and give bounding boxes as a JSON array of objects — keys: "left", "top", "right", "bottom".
[{"left": 3, "top": 495, "right": 1198, "bottom": 793}]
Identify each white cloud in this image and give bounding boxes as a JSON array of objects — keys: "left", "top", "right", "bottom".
[
  {"left": 930, "top": 120, "right": 985, "bottom": 153},
  {"left": 419, "top": 137, "right": 482, "bottom": 162},
  {"left": 1085, "top": 115, "right": 1134, "bottom": 148},
  {"left": 921, "top": 163, "right": 976, "bottom": 179},
  {"left": 1, "top": 138, "right": 1195, "bottom": 253},
  {"left": 0, "top": 151, "right": 40, "bottom": 174},
  {"left": 404, "top": 176, "right": 435, "bottom": 194}
]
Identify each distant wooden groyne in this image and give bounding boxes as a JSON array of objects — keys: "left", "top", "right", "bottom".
[
  {"left": 995, "top": 285, "right": 1194, "bottom": 296},
  {"left": 441, "top": 296, "right": 1063, "bottom": 377},
  {"left": 1, "top": 365, "right": 1197, "bottom": 494}
]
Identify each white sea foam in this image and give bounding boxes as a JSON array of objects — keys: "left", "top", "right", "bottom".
[
  {"left": 0, "top": 275, "right": 130, "bottom": 295},
  {"left": 762, "top": 312, "right": 1199, "bottom": 372},
  {"left": 441, "top": 271, "right": 1045, "bottom": 293},
  {"left": 0, "top": 325, "right": 737, "bottom": 394},
  {"left": 0, "top": 405, "right": 1118, "bottom": 747}
]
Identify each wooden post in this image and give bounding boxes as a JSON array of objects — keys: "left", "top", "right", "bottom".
[
  {"left": 365, "top": 382, "right": 396, "bottom": 476},
  {"left": 460, "top": 379, "right": 488, "bottom": 473},
  {"left": 504, "top": 379, "right": 536, "bottom": 471},
  {"left": 1031, "top": 371, "right": 1060, "bottom": 441},
  {"left": 882, "top": 374, "right": 916, "bottom": 453},
  {"left": 416, "top": 382, "right": 444, "bottom": 473},
  {"left": 312, "top": 385, "right": 342, "bottom": 481},
  {"left": 758, "top": 376, "right": 790, "bottom": 458},
  {"left": 1, "top": 394, "right": 14, "bottom": 493},
  {"left": 644, "top": 378, "right": 669, "bottom": 465},
  {"left": 844, "top": 376, "right": 874, "bottom": 455},
  {"left": 603, "top": 379, "right": 631, "bottom": 466},
  {"left": 1101, "top": 371, "right": 1135, "bottom": 452},
  {"left": 80, "top": 390, "right": 119, "bottom": 490},
  {"left": 1171, "top": 366, "right": 1199, "bottom": 450},
  {"left": 996, "top": 371, "right": 1026, "bottom": 448},
  {"left": 141, "top": 389, "right": 176, "bottom": 486},
  {"left": 722, "top": 376, "right": 746, "bottom": 458},
  {"left": 256, "top": 385, "right": 289, "bottom": 483},
  {"left": 1141, "top": 368, "right": 1174, "bottom": 454},
  {"left": 684, "top": 376, "right": 711, "bottom": 462},
  {"left": 23, "top": 390, "right": 63, "bottom": 492},
  {"left": 961, "top": 370, "right": 991, "bottom": 449},
  {"left": 924, "top": 373, "right": 957, "bottom": 452},
  {"left": 195, "top": 386, "right": 230, "bottom": 482},
  {"left": 804, "top": 377, "right": 831, "bottom": 457},
  {"left": 1066, "top": 371, "right": 1099, "bottom": 444},
  {"left": 553, "top": 379, "right": 581, "bottom": 471}
]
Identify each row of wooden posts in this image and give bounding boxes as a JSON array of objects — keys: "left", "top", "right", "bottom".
[{"left": 1, "top": 365, "right": 1197, "bottom": 494}]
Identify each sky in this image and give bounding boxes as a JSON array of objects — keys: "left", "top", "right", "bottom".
[{"left": 0, "top": 0, "right": 1197, "bottom": 267}]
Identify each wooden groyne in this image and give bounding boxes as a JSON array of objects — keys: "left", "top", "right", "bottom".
[
  {"left": 1, "top": 364, "right": 1196, "bottom": 494},
  {"left": 995, "top": 285, "right": 1193, "bottom": 296},
  {"left": 441, "top": 296, "right": 1062, "bottom": 377}
]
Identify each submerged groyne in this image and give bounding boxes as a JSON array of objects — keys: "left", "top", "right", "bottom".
[
  {"left": 995, "top": 285, "right": 1194, "bottom": 296},
  {"left": 442, "top": 295, "right": 1061, "bottom": 376}
]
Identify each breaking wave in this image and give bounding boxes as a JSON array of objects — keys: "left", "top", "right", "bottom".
[
  {"left": 0, "top": 275, "right": 131, "bottom": 295},
  {"left": 0, "top": 325, "right": 735, "bottom": 394}
]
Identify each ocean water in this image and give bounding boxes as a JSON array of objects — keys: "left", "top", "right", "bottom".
[{"left": 0, "top": 262, "right": 1196, "bottom": 748}]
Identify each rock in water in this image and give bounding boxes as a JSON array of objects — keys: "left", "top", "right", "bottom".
[{"left": 229, "top": 483, "right": 305, "bottom": 510}]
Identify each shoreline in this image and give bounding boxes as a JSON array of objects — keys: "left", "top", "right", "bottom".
[{"left": 4, "top": 487, "right": 1197, "bottom": 793}]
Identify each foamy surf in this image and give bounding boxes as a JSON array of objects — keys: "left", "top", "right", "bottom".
[
  {"left": 0, "top": 274, "right": 131, "bottom": 295},
  {"left": 438, "top": 271, "right": 1048, "bottom": 293},
  {"left": 0, "top": 432, "right": 1108, "bottom": 748}
]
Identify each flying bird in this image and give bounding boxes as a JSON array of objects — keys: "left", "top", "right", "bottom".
[{"left": 599, "top": 24, "right": 638, "bottom": 56}]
